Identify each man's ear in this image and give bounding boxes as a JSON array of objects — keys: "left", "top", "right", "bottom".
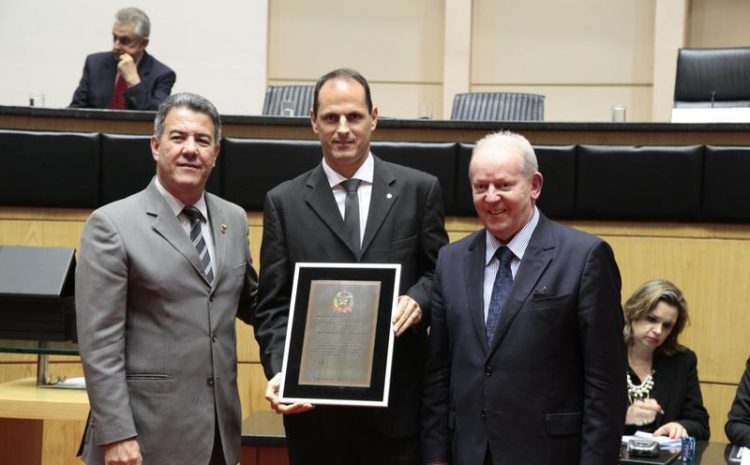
[
  {"left": 310, "top": 110, "right": 320, "bottom": 135},
  {"left": 150, "top": 134, "right": 160, "bottom": 162}
]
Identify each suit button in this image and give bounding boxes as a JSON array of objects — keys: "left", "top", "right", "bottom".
[
  {"left": 481, "top": 409, "right": 487, "bottom": 419},
  {"left": 207, "top": 377, "right": 214, "bottom": 386},
  {"left": 209, "top": 294, "right": 215, "bottom": 302},
  {"left": 484, "top": 365, "right": 493, "bottom": 376},
  {"left": 211, "top": 334, "right": 217, "bottom": 342}
]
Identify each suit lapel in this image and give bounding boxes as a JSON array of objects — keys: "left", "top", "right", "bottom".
[
  {"left": 103, "top": 55, "right": 118, "bottom": 102},
  {"left": 304, "top": 165, "right": 357, "bottom": 256},
  {"left": 488, "top": 214, "right": 555, "bottom": 355},
  {"left": 361, "top": 157, "right": 397, "bottom": 255},
  {"left": 137, "top": 51, "right": 154, "bottom": 79},
  {"left": 465, "top": 232, "right": 490, "bottom": 351},
  {"left": 145, "top": 180, "right": 213, "bottom": 286}
]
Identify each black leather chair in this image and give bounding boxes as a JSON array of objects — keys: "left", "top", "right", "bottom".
[
  {"left": 674, "top": 47, "right": 750, "bottom": 108},
  {"left": 577, "top": 145, "right": 703, "bottom": 221},
  {"left": 262, "top": 85, "right": 315, "bottom": 117},
  {"left": 370, "top": 141, "right": 458, "bottom": 215},
  {"left": 450, "top": 92, "right": 544, "bottom": 121},
  {"left": 0, "top": 130, "right": 100, "bottom": 207},
  {"left": 222, "top": 138, "right": 321, "bottom": 210},
  {"left": 100, "top": 134, "right": 222, "bottom": 205},
  {"left": 702, "top": 145, "right": 750, "bottom": 222}
]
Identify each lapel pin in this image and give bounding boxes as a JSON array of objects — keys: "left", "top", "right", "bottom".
[
  {"left": 386, "top": 193, "right": 393, "bottom": 199},
  {"left": 220, "top": 224, "right": 228, "bottom": 235}
]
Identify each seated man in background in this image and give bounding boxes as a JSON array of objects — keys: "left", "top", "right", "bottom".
[
  {"left": 726, "top": 357, "right": 750, "bottom": 446},
  {"left": 69, "top": 7, "right": 175, "bottom": 110}
]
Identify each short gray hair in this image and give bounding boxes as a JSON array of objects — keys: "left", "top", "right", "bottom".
[
  {"left": 470, "top": 130, "right": 538, "bottom": 178},
  {"left": 154, "top": 93, "right": 222, "bottom": 142},
  {"left": 115, "top": 7, "right": 150, "bottom": 38}
]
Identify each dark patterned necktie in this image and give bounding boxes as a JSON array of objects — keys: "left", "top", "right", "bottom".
[
  {"left": 486, "top": 246, "right": 513, "bottom": 342},
  {"left": 183, "top": 207, "right": 214, "bottom": 283},
  {"left": 340, "top": 179, "right": 362, "bottom": 253},
  {"left": 109, "top": 75, "right": 127, "bottom": 109}
]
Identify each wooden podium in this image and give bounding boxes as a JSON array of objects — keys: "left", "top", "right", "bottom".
[{"left": 0, "top": 377, "right": 88, "bottom": 465}]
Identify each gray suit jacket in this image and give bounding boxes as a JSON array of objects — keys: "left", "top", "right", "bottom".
[{"left": 76, "top": 180, "right": 257, "bottom": 465}]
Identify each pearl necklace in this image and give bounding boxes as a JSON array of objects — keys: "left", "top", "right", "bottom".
[{"left": 627, "top": 370, "right": 655, "bottom": 404}]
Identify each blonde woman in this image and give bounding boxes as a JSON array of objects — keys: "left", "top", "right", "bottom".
[{"left": 623, "top": 279, "right": 710, "bottom": 439}]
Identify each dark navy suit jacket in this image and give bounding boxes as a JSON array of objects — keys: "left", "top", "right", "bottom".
[
  {"left": 69, "top": 51, "right": 175, "bottom": 110},
  {"left": 422, "top": 213, "right": 627, "bottom": 465}
]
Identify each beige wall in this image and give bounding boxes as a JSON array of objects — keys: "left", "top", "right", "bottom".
[
  {"left": 267, "top": 0, "right": 445, "bottom": 119},
  {"left": 688, "top": 0, "right": 750, "bottom": 47},
  {"left": 267, "top": 0, "right": 750, "bottom": 122}
]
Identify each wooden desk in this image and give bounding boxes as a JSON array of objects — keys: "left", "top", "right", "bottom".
[
  {"left": 241, "top": 411, "right": 288, "bottom": 465},
  {"left": 0, "top": 377, "right": 88, "bottom": 465},
  {"left": 4, "top": 105, "right": 750, "bottom": 145}
]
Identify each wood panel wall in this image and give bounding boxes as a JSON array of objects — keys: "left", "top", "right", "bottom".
[{"left": 1, "top": 207, "right": 747, "bottom": 465}]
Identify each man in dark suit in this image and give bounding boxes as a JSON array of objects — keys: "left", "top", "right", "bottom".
[
  {"left": 253, "top": 68, "right": 449, "bottom": 465},
  {"left": 422, "top": 131, "right": 627, "bottom": 465},
  {"left": 76, "top": 92, "right": 257, "bottom": 465},
  {"left": 69, "top": 7, "right": 175, "bottom": 110}
]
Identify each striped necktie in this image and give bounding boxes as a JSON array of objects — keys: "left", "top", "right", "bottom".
[{"left": 183, "top": 206, "right": 214, "bottom": 283}]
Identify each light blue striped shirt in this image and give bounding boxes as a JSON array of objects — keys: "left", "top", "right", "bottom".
[{"left": 482, "top": 207, "right": 540, "bottom": 322}]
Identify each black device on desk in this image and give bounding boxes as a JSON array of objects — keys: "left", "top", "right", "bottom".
[
  {"left": 621, "top": 440, "right": 680, "bottom": 465},
  {"left": 629, "top": 439, "right": 660, "bottom": 457},
  {"left": 0, "top": 245, "right": 76, "bottom": 341}
]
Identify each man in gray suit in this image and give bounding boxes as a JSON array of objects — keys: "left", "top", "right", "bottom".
[
  {"left": 254, "top": 68, "right": 449, "bottom": 464},
  {"left": 76, "top": 92, "right": 257, "bottom": 465}
]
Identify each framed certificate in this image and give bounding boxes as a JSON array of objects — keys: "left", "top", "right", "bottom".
[{"left": 279, "top": 263, "right": 400, "bottom": 407}]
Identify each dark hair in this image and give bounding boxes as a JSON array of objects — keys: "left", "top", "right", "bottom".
[
  {"left": 312, "top": 68, "right": 372, "bottom": 115},
  {"left": 154, "top": 92, "right": 222, "bottom": 141},
  {"left": 623, "top": 279, "right": 689, "bottom": 355}
]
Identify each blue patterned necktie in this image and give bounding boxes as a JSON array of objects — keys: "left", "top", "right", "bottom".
[
  {"left": 486, "top": 246, "right": 514, "bottom": 342},
  {"left": 183, "top": 206, "right": 214, "bottom": 284}
]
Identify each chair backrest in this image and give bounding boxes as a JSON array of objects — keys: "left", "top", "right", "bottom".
[
  {"left": 450, "top": 92, "right": 544, "bottom": 121},
  {"left": 674, "top": 47, "right": 750, "bottom": 108},
  {"left": 262, "top": 85, "right": 315, "bottom": 116}
]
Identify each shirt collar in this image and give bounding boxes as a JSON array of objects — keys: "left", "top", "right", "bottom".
[
  {"left": 484, "top": 207, "right": 540, "bottom": 265},
  {"left": 322, "top": 152, "right": 374, "bottom": 187},
  {"left": 154, "top": 177, "right": 208, "bottom": 220}
]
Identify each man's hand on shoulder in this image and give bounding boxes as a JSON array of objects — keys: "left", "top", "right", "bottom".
[
  {"left": 104, "top": 437, "right": 142, "bottom": 465},
  {"left": 265, "top": 372, "right": 315, "bottom": 415}
]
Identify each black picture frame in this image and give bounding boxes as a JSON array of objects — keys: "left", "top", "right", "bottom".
[{"left": 279, "top": 262, "right": 400, "bottom": 407}]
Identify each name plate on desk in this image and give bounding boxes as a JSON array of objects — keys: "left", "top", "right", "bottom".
[
  {"left": 671, "top": 107, "right": 750, "bottom": 123},
  {"left": 279, "top": 263, "right": 399, "bottom": 407}
]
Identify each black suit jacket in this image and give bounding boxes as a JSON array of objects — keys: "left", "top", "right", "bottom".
[
  {"left": 422, "top": 214, "right": 627, "bottom": 465},
  {"left": 726, "top": 357, "right": 750, "bottom": 446},
  {"left": 254, "top": 155, "right": 448, "bottom": 436},
  {"left": 69, "top": 51, "right": 176, "bottom": 110},
  {"left": 624, "top": 348, "right": 710, "bottom": 440}
]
